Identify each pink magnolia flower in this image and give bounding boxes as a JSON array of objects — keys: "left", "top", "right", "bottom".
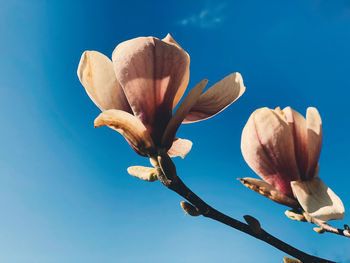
[
  {"left": 77, "top": 34, "right": 245, "bottom": 159},
  {"left": 240, "top": 107, "right": 344, "bottom": 222}
]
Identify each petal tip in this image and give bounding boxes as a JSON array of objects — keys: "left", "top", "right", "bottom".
[
  {"left": 77, "top": 50, "right": 90, "bottom": 81},
  {"left": 94, "top": 113, "right": 104, "bottom": 128},
  {"left": 307, "top": 107, "right": 322, "bottom": 124},
  {"left": 162, "top": 33, "right": 182, "bottom": 48}
]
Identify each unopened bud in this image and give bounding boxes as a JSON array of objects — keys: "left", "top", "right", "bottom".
[
  {"left": 285, "top": 210, "right": 306, "bottom": 222},
  {"left": 127, "top": 166, "right": 158, "bottom": 182},
  {"left": 313, "top": 227, "right": 325, "bottom": 234},
  {"left": 180, "top": 201, "right": 200, "bottom": 216},
  {"left": 243, "top": 215, "right": 262, "bottom": 235},
  {"left": 283, "top": 257, "right": 302, "bottom": 263}
]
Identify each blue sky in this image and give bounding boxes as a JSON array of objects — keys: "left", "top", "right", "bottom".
[{"left": 1, "top": 0, "right": 350, "bottom": 262}]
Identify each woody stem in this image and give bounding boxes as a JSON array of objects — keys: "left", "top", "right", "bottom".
[
  {"left": 311, "top": 217, "right": 350, "bottom": 238},
  {"left": 156, "top": 166, "right": 335, "bottom": 263}
]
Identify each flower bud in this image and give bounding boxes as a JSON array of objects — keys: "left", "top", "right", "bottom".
[
  {"left": 241, "top": 107, "right": 344, "bottom": 222},
  {"left": 243, "top": 215, "right": 262, "bottom": 235},
  {"left": 180, "top": 201, "right": 200, "bottom": 216},
  {"left": 127, "top": 166, "right": 158, "bottom": 182},
  {"left": 313, "top": 227, "right": 325, "bottom": 234},
  {"left": 283, "top": 257, "right": 301, "bottom": 263},
  {"left": 284, "top": 210, "right": 306, "bottom": 222}
]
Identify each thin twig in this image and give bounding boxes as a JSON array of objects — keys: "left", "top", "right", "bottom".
[
  {"left": 311, "top": 217, "right": 350, "bottom": 238},
  {"left": 155, "top": 155, "right": 336, "bottom": 263},
  {"left": 286, "top": 209, "right": 350, "bottom": 238}
]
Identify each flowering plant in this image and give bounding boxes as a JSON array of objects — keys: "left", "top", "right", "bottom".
[
  {"left": 77, "top": 34, "right": 347, "bottom": 263},
  {"left": 240, "top": 107, "right": 344, "bottom": 223}
]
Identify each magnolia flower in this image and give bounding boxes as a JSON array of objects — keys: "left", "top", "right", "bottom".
[
  {"left": 240, "top": 107, "right": 344, "bottom": 222},
  {"left": 77, "top": 34, "right": 245, "bottom": 161}
]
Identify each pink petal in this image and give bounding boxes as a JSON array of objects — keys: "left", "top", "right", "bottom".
[
  {"left": 94, "top": 109, "right": 154, "bottom": 156},
  {"left": 161, "top": 79, "right": 207, "bottom": 149},
  {"left": 291, "top": 178, "right": 344, "bottom": 222},
  {"left": 77, "top": 51, "right": 131, "bottom": 112},
  {"left": 283, "top": 107, "right": 309, "bottom": 179},
  {"left": 112, "top": 36, "right": 190, "bottom": 145},
  {"left": 162, "top": 33, "right": 181, "bottom": 47},
  {"left": 162, "top": 34, "right": 190, "bottom": 110},
  {"left": 306, "top": 107, "right": 322, "bottom": 179},
  {"left": 238, "top": 177, "right": 299, "bottom": 208},
  {"left": 241, "top": 108, "right": 300, "bottom": 196},
  {"left": 183, "top": 73, "right": 245, "bottom": 123},
  {"left": 167, "top": 138, "right": 193, "bottom": 158}
]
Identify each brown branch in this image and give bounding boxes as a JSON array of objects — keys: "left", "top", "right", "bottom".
[
  {"left": 286, "top": 209, "right": 350, "bottom": 238},
  {"left": 155, "top": 154, "right": 336, "bottom": 263},
  {"left": 311, "top": 217, "right": 350, "bottom": 238}
]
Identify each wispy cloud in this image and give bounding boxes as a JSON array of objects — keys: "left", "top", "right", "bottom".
[{"left": 178, "top": 2, "right": 227, "bottom": 29}]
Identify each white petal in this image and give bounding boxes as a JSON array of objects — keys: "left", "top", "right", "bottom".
[
  {"left": 291, "top": 178, "right": 345, "bottom": 222},
  {"left": 167, "top": 138, "right": 193, "bottom": 158},
  {"left": 77, "top": 51, "right": 131, "bottom": 112}
]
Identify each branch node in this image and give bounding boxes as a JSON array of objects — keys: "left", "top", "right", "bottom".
[{"left": 243, "top": 215, "right": 262, "bottom": 235}]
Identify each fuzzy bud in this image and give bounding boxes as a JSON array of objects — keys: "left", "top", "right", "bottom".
[
  {"left": 180, "top": 201, "right": 200, "bottom": 216},
  {"left": 243, "top": 215, "right": 262, "bottom": 235}
]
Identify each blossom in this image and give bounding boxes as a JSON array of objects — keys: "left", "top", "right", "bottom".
[
  {"left": 77, "top": 34, "right": 245, "bottom": 159},
  {"left": 240, "top": 107, "right": 344, "bottom": 222}
]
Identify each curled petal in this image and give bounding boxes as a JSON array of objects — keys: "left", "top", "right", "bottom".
[
  {"left": 238, "top": 177, "right": 299, "bottom": 208},
  {"left": 127, "top": 166, "right": 158, "bottom": 182},
  {"left": 306, "top": 107, "right": 322, "bottom": 179},
  {"left": 183, "top": 73, "right": 245, "bottom": 123},
  {"left": 77, "top": 51, "right": 131, "bottom": 112},
  {"left": 112, "top": 36, "right": 190, "bottom": 145},
  {"left": 283, "top": 107, "right": 309, "bottom": 179},
  {"left": 291, "top": 178, "right": 345, "bottom": 222},
  {"left": 241, "top": 108, "right": 300, "bottom": 196},
  {"left": 161, "top": 79, "right": 207, "bottom": 149},
  {"left": 94, "top": 109, "right": 154, "bottom": 155},
  {"left": 167, "top": 138, "right": 193, "bottom": 159}
]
